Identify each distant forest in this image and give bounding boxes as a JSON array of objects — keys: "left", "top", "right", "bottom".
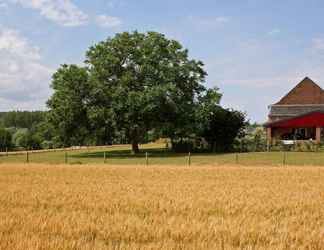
[
  {"left": 0, "top": 111, "right": 46, "bottom": 129},
  {"left": 0, "top": 111, "right": 50, "bottom": 151},
  {"left": 0, "top": 110, "right": 164, "bottom": 151}
]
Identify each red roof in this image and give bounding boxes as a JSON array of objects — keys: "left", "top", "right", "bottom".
[{"left": 265, "top": 111, "right": 324, "bottom": 128}]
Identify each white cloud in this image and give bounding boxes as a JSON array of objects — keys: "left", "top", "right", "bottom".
[
  {"left": 267, "top": 28, "right": 281, "bottom": 36},
  {"left": 0, "top": 29, "right": 41, "bottom": 60},
  {"left": 0, "top": 28, "right": 53, "bottom": 110},
  {"left": 95, "top": 14, "right": 122, "bottom": 28},
  {"left": 9, "top": 0, "right": 88, "bottom": 26}
]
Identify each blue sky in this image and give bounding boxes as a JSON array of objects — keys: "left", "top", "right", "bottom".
[{"left": 1, "top": 0, "right": 324, "bottom": 122}]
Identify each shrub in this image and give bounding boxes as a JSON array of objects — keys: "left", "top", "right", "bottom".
[
  {"left": 293, "top": 141, "right": 317, "bottom": 152},
  {"left": 41, "top": 140, "right": 54, "bottom": 149}
]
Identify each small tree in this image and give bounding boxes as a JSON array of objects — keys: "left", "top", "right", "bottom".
[{"left": 196, "top": 88, "right": 246, "bottom": 152}]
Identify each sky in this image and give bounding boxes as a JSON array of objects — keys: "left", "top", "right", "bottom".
[{"left": 1, "top": 0, "right": 324, "bottom": 122}]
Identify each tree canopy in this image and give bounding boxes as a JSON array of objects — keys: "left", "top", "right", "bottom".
[{"left": 85, "top": 31, "right": 207, "bottom": 152}]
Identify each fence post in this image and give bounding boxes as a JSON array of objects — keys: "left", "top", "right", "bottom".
[
  {"left": 26, "top": 151, "right": 29, "bottom": 163},
  {"left": 65, "top": 152, "right": 68, "bottom": 164},
  {"left": 6, "top": 147, "right": 8, "bottom": 156},
  {"left": 145, "top": 152, "right": 148, "bottom": 166},
  {"left": 104, "top": 151, "right": 106, "bottom": 164},
  {"left": 235, "top": 153, "right": 239, "bottom": 164},
  {"left": 188, "top": 152, "right": 191, "bottom": 166},
  {"left": 283, "top": 151, "right": 286, "bottom": 166}
]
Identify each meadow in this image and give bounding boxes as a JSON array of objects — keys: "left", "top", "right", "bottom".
[
  {"left": 2, "top": 143, "right": 324, "bottom": 166},
  {"left": 0, "top": 164, "right": 323, "bottom": 249}
]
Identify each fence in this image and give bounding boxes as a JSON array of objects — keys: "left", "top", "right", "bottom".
[
  {"left": 1, "top": 147, "right": 324, "bottom": 166},
  {"left": 0, "top": 145, "right": 126, "bottom": 156}
]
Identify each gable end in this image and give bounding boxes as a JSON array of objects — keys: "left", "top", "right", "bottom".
[{"left": 276, "top": 77, "right": 324, "bottom": 105}]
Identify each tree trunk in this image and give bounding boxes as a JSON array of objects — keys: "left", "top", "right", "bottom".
[{"left": 131, "top": 140, "right": 140, "bottom": 154}]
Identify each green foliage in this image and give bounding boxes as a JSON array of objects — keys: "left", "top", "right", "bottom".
[
  {"left": 47, "top": 31, "right": 208, "bottom": 153},
  {"left": 12, "top": 128, "right": 28, "bottom": 148},
  {"left": 21, "top": 132, "right": 42, "bottom": 150},
  {"left": 0, "top": 128, "right": 12, "bottom": 150},
  {"left": 202, "top": 107, "right": 246, "bottom": 152},
  {"left": 293, "top": 141, "right": 317, "bottom": 152},
  {"left": 237, "top": 126, "right": 267, "bottom": 152},
  {"left": 11, "top": 128, "right": 44, "bottom": 150},
  {"left": 0, "top": 111, "right": 45, "bottom": 129},
  {"left": 171, "top": 137, "right": 209, "bottom": 153},
  {"left": 40, "top": 140, "right": 54, "bottom": 149},
  {"left": 47, "top": 64, "right": 91, "bottom": 146},
  {"left": 86, "top": 31, "right": 207, "bottom": 153},
  {"left": 0, "top": 112, "right": 53, "bottom": 150},
  {"left": 195, "top": 88, "right": 246, "bottom": 152},
  {"left": 44, "top": 31, "right": 246, "bottom": 153}
]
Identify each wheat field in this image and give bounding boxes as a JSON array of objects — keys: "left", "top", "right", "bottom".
[{"left": 0, "top": 164, "right": 323, "bottom": 249}]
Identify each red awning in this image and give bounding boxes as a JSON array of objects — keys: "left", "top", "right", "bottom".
[{"left": 265, "top": 111, "right": 324, "bottom": 128}]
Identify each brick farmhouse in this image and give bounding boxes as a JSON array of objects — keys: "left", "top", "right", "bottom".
[{"left": 265, "top": 77, "right": 324, "bottom": 145}]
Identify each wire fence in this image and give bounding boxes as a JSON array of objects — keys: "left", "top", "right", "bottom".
[{"left": 1, "top": 147, "right": 324, "bottom": 166}]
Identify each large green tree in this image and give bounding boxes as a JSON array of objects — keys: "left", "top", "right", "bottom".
[
  {"left": 47, "top": 31, "right": 243, "bottom": 153},
  {"left": 85, "top": 31, "right": 206, "bottom": 153}
]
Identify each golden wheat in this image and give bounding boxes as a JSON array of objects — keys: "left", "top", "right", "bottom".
[{"left": 0, "top": 164, "right": 323, "bottom": 249}]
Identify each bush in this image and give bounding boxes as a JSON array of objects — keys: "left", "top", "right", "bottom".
[
  {"left": 235, "top": 126, "right": 267, "bottom": 152},
  {"left": 41, "top": 140, "right": 54, "bottom": 149},
  {"left": 12, "top": 128, "right": 28, "bottom": 148},
  {"left": 293, "top": 141, "right": 317, "bottom": 152},
  {"left": 171, "top": 137, "right": 208, "bottom": 153}
]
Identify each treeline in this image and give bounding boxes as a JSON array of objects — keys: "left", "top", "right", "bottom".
[
  {"left": 0, "top": 110, "right": 173, "bottom": 151},
  {"left": 0, "top": 111, "right": 54, "bottom": 151},
  {"left": 0, "top": 111, "right": 46, "bottom": 129},
  {"left": 0, "top": 109, "right": 263, "bottom": 153},
  {"left": 0, "top": 109, "right": 265, "bottom": 153}
]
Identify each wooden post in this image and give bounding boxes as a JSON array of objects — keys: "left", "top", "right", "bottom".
[
  {"left": 5, "top": 147, "right": 8, "bottom": 156},
  {"left": 104, "top": 151, "right": 106, "bottom": 164},
  {"left": 26, "top": 151, "right": 29, "bottom": 163},
  {"left": 235, "top": 153, "right": 239, "bottom": 164},
  {"left": 65, "top": 152, "right": 68, "bottom": 164},
  {"left": 267, "top": 127, "right": 272, "bottom": 149},
  {"left": 316, "top": 127, "right": 321, "bottom": 144},
  {"left": 188, "top": 152, "right": 191, "bottom": 166},
  {"left": 283, "top": 151, "right": 286, "bottom": 166},
  {"left": 145, "top": 152, "right": 148, "bottom": 166}
]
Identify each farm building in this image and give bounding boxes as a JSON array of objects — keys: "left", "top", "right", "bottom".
[{"left": 265, "top": 77, "right": 324, "bottom": 145}]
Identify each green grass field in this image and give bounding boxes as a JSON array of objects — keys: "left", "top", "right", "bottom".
[{"left": 1, "top": 143, "right": 324, "bottom": 166}]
